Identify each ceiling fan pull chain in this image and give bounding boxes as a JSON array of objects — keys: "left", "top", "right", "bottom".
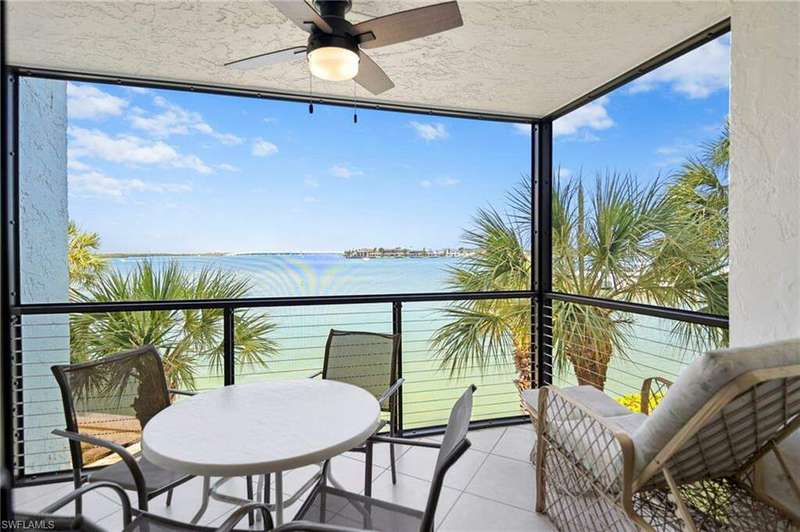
[
  {"left": 308, "top": 71, "right": 314, "bottom": 114},
  {"left": 353, "top": 81, "right": 358, "bottom": 124}
]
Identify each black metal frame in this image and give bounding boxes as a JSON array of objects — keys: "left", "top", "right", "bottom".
[
  {"left": 545, "top": 17, "right": 731, "bottom": 120},
  {"left": 9, "top": 67, "right": 536, "bottom": 125},
  {"left": 533, "top": 120, "right": 553, "bottom": 389},
  {"left": 1, "top": 17, "right": 733, "bottom": 489},
  {"left": 0, "top": 0, "right": 11, "bottom": 518}
]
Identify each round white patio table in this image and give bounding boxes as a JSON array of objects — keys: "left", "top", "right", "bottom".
[{"left": 142, "top": 379, "right": 381, "bottom": 525}]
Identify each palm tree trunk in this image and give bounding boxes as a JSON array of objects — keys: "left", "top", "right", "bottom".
[
  {"left": 512, "top": 342, "right": 532, "bottom": 393},
  {"left": 568, "top": 343, "right": 611, "bottom": 390}
]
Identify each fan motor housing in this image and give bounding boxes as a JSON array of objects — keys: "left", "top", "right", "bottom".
[
  {"left": 307, "top": 31, "right": 359, "bottom": 57},
  {"left": 315, "top": 0, "right": 352, "bottom": 18}
]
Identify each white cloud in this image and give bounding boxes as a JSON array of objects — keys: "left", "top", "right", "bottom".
[
  {"left": 129, "top": 96, "right": 243, "bottom": 145},
  {"left": 419, "top": 177, "right": 461, "bottom": 188},
  {"left": 556, "top": 167, "right": 572, "bottom": 179},
  {"left": 217, "top": 163, "right": 240, "bottom": 172},
  {"left": 304, "top": 177, "right": 319, "bottom": 189},
  {"left": 67, "top": 83, "right": 128, "bottom": 120},
  {"left": 629, "top": 37, "right": 730, "bottom": 99},
  {"left": 409, "top": 121, "right": 448, "bottom": 141},
  {"left": 263, "top": 117, "right": 278, "bottom": 124},
  {"left": 655, "top": 143, "right": 693, "bottom": 156},
  {"left": 69, "top": 168, "right": 191, "bottom": 200},
  {"left": 68, "top": 126, "right": 212, "bottom": 174},
  {"left": 554, "top": 96, "right": 614, "bottom": 138},
  {"left": 67, "top": 158, "right": 91, "bottom": 171},
  {"left": 330, "top": 164, "right": 363, "bottom": 179},
  {"left": 252, "top": 138, "right": 279, "bottom": 157},
  {"left": 512, "top": 123, "right": 532, "bottom": 137},
  {"left": 128, "top": 87, "right": 151, "bottom": 94},
  {"left": 303, "top": 196, "right": 319, "bottom": 203}
]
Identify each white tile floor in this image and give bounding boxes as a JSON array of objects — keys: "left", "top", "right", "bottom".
[{"left": 12, "top": 425, "right": 555, "bottom": 532}]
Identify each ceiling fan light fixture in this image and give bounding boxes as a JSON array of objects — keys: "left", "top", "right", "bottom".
[{"left": 308, "top": 46, "right": 360, "bottom": 81}]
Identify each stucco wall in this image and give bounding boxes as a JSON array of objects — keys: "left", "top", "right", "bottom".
[
  {"left": 18, "top": 77, "right": 70, "bottom": 474},
  {"left": 729, "top": 2, "right": 800, "bottom": 347}
]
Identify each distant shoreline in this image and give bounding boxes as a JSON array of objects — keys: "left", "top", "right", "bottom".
[{"left": 100, "top": 250, "right": 470, "bottom": 259}]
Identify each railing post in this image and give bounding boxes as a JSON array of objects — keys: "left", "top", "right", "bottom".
[
  {"left": 223, "top": 307, "right": 235, "bottom": 386},
  {"left": 2, "top": 70, "right": 22, "bottom": 484},
  {"left": 392, "top": 301, "right": 403, "bottom": 436},
  {"left": 533, "top": 120, "right": 553, "bottom": 388}
]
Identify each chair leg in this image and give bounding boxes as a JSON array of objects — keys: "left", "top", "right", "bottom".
[
  {"left": 166, "top": 488, "right": 174, "bottom": 506},
  {"left": 390, "top": 412, "right": 398, "bottom": 485},
  {"left": 390, "top": 442, "right": 397, "bottom": 485},
  {"left": 72, "top": 474, "right": 83, "bottom": 516},
  {"left": 365, "top": 441, "right": 374, "bottom": 496},
  {"left": 246, "top": 476, "right": 254, "bottom": 526}
]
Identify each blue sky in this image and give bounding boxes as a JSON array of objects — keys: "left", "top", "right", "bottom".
[{"left": 63, "top": 35, "right": 729, "bottom": 254}]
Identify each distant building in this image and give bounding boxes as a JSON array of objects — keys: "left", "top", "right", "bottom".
[{"left": 343, "top": 247, "right": 475, "bottom": 259}]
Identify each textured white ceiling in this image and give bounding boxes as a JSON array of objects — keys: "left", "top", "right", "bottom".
[{"left": 6, "top": 1, "right": 731, "bottom": 117}]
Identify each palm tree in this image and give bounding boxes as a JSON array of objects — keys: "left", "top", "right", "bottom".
[
  {"left": 665, "top": 125, "right": 729, "bottom": 347},
  {"left": 69, "top": 260, "right": 277, "bottom": 390},
  {"left": 67, "top": 221, "right": 107, "bottom": 289},
  {"left": 433, "top": 129, "right": 729, "bottom": 391},
  {"left": 431, "top": 205, "right": 533, "bottom": 391}
]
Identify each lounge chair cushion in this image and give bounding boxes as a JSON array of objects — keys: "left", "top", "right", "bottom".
[
  {"left": 631, "top": 338, "right": 800, "bottom": 476},
  {"left": 526, "top": 385, "right": 644, "bottom": 479},
  {"left": 759, "top": 430, "right": 800, "bottom": 517},
  {"left": 522, "top": 385, "right": 631, "bottom": 420}
]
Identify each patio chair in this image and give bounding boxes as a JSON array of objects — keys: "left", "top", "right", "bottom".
[
  {"left": 314, "top": 329, "right": 404, "bottom": 492},
  {"left": 51, "top": 345, "right": 194, "bottom": 513},
  {"left": 12, "top": 480, "right": 367, "bottom": 532},
  {"left": 289, "top": 385, "right": 476, "bottom": 532},
  {"left": 528, "top": 338, "right": 800, "bottom": 531},
  {"left": 125, "top": 502, "right": 375, "bottom": 532}
]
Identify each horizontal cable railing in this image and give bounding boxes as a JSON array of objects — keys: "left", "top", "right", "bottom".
[
  {"left": 10, "top": 291, "right": 533, "bottom": 482},
  {"left": 10, "top": 289, "right": 728, "bottom": 483},
  {"left": 540, "top": 294, "right": 729, "bottom": 412}
]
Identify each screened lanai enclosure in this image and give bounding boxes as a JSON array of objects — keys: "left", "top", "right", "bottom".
[{"left": 1, "top": 1, "right": 799, "bottom": 531}]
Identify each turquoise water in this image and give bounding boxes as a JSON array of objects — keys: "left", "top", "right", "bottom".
[
  {"left": 112, "top": 253, "right": 455, "bottom": 296},
  {"left": 111, "top": 254, "right": 522, "bottom": 428},
  {"left": 109, "top": 254, "right": 706, "bottom": 425}
]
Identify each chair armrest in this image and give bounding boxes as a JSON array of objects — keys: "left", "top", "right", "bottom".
[
  {"left": 41, "top": 481, "right": 133, "bottom": 525},
  {"left": 377, "top": 378, "right": 405, "bottom": 405},
  {"left": 52, "top": 429, "right": 149, "bottom": 511},
  {"left": 369, "top": 434, "right": 441, "bottom": 449},
  {"left": 537, "top": 386, "right": 635, "bottom": 503},
  {"left": 215, "top": 503, "right": 274, "bottom": 532},
  {"left": 273, "top": 521, "right": 378, "bottom": 532},
  {"left": 640, "top": 376, "right": 673, "bottom": 415},
  {"left": 169, "top": 388, "right": 196, "bottom": 397},
  {"left": 309, "top": 370, "right": 323, "bottom": 379}
]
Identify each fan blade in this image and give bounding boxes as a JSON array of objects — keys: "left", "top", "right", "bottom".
[
  {"left": 353, "top": 1, "right": 462, "bottom": 49},
  {"left": 225, "top": 46, "right": 307, "bottom": 70},
  {"left": 270, "top": 0, "right": 333, "bottom": 34},
  {"left": 355, "top": 51, "right": 394, "bottom": 95}
]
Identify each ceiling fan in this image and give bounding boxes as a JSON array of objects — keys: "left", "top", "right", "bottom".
[{"left": 225, "top": 0, "right": 463, "bottom": 95}]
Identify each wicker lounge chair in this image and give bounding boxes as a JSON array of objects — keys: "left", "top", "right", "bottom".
[{"left": 523, "top": 338, "right": 800, "bottom": 531}]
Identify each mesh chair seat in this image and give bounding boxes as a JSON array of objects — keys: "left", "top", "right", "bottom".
[
  {"left": 124, "top": 513, "right": 250, "bottom": 532},
  {"left": 90, "top": 453, "right": 191, "bottom": 492},
  {"left": 294, "top": 485, "right": 424, "bottom": 532}
]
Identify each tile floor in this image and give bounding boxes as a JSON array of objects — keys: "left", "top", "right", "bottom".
[{"left": 12, "top": 424, "right": 555, "bottom": 531}]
